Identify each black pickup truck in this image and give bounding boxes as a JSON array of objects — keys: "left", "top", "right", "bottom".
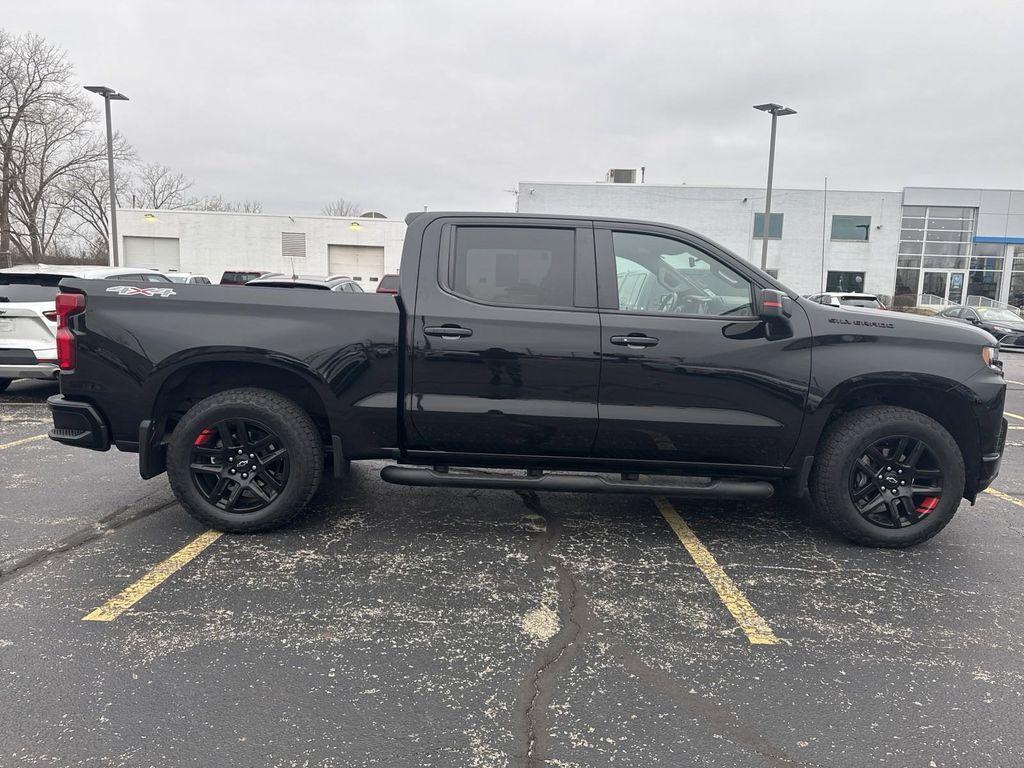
[{"left": 47, "top": 212, "right": 1006, "bottom": 547}]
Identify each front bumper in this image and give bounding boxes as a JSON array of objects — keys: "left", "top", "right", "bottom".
[
  {"left": 976, "top": 417, "right": 1008, "bottom": 492},
  {"left": 47, "top": 394, "right": 110, "bottom": 451}
]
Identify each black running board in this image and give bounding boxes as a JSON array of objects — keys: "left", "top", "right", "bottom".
[{"left": 380, "top": 465, "right": 774, "bottom": 499}]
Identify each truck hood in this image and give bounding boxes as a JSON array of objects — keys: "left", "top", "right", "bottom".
[{"left": 802, "top": 300, "right": 997, "bottom": 347}]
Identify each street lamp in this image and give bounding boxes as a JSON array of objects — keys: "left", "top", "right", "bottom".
[
  {"left": 85, "top": 85, "right": 129, "bottom": 267},
  {"left": 753, "top": 102, "right": 796, "bottom": 271}
]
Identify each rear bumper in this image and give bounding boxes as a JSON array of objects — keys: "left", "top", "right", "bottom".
[
  {"left": 47, "top": 395, "right": 110, "bottom": 451},
  {"left": 0, "top": 356, "right": 59, "bottom": 381}
]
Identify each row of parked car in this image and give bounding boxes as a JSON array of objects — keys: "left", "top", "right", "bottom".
[
  {"left": 0, "top": 263, "right": 400, "bottom": 391},
  {"left": 805, "top": 291, "right": 1024, "bottom": 349}
]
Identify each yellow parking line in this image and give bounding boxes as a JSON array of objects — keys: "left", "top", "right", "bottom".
[
  {"left": 656, "top": 498, "right": 779, "bottom": 645},
  {"left": 83, "top": 530, "right": 223, "bottom": 622},
  {"left": 983, "top": 487, "right": 1024, "bottom": 509},
  {"left": 0, "top": 433, "right": 47, "bottom": 450},
  {"left": 1005, "top": 411, "right": 1024, "bottom": 422}
]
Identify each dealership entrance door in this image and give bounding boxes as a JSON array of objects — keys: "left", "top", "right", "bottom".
[{"left": 921, "top": 270, "right": 966, "bottom": 304}]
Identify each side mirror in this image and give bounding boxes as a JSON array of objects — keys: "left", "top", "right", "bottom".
[{"left": 757, "top": 288, "right": 788, "bottom": 320}]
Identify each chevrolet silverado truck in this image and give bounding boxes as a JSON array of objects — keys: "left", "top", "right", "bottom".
[{"left": 46, "top": 212, "right": 1006, "bottom": 547}]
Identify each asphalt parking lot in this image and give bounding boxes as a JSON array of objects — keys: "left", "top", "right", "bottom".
[{"left": 2, "top": 365, "right": 1023, "bottom": 768}]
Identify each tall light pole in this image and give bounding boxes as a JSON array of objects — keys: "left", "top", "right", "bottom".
[
  {"left": 85, "top": 86, "right": 129, "bottom": 266},
  {"left": 753, "top": 103, "right": 796, "bottom": 271}
]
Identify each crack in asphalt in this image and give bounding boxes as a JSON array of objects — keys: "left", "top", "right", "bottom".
[
  {"left": 0, "top": 494, "right": 178, "bottom": 583},
  {"left": 510, "top": 490, "right": 587, "bottom": 768},
  {"left": 605, "top": 637, "right": 814, "bottom": 768}
]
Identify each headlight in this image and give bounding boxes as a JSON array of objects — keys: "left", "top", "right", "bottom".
[
  {"left": 992, "top": 325, "right": 1014, "bottom": 334},
  {"left": 983, "top": 345, "right": 1002, "bottom": 373}
]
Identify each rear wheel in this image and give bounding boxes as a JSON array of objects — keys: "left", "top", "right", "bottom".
[
  {"left": 166, "top": 388, "right": 322, "bottom": 532},
  {"left": 810, "top": 406, "right": 964, "bottom": 547},
  {"left": 0, "top": 378, "right": 11, "bottom": 393}
]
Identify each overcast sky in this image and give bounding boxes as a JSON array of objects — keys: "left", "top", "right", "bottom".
[{"left": 5, "top": 0, "right": 1023, "bottom": 217}]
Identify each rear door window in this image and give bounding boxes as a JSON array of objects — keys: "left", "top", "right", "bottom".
[
  {"left": 450, "top": 226, "right": 575, "bottom": 309},
  {"left": 0, "top": 282, "right": 60, "bottom": 301}
]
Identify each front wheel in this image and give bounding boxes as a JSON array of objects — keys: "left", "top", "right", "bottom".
[
  {"left": 166, "top": 388, "right": 323, "bottom": 532},
  {"left": 810, "top": 406, "right": 965, "bottom": 548}
]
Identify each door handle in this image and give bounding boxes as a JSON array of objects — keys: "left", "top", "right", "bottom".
[
  {"left": 424, "top": 325, "right": 473, "bottom": 340},
  {"left": 610, "top": 334, "right": 659, "bottom": 349}
]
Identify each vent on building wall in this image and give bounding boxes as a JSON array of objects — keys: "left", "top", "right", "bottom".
[
  {"left": 281, "top": 232, "right": 307, "bottom": 260},
  {"left": 606, "top": 168, "right": 637, "bottom": 184}
]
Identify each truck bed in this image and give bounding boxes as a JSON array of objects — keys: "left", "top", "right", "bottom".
[{"left": 55, "top": 279, "right": 402, "bottom": 462}]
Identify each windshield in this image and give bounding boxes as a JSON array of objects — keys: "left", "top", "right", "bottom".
[
  {"left": 165, "top": 275, "right": 188, "bottom": 283},
  {"left": 977, "top": 307, "right": 1022, "bottom": 323}
]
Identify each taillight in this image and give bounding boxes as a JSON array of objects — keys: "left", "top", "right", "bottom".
[{"left": 55, "top": 292, "right": 85, "bottom": 371}]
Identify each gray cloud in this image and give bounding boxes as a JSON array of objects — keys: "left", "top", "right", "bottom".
[{"left": 6, "top": 0, "right": 1022, "bottom": 217}]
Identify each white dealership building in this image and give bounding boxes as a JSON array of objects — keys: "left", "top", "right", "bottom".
[
  {"left": 115, "top": 177, "right": 1024, "bottom": 307},
  {"left": 517, "top": 177, "right": 1024, "bottom": 308},
  {"left": 116, "top": 208, "right": 406, "bottom": 287}
]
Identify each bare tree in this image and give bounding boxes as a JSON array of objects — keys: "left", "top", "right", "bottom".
[
  {"left": 321, "top": 196, "right": 361, "bottom": 217},
  {"left": 63, "top": 133, "right": 134, "bottom": 256},
  {"left": 0, "top": 30, "right": 78, "bottom": 264},
  {"left": 188, "top": 194, "right": 263, "bottom": 213},
  {"left": 131, "top": 161, "right": 194, "bottom": 209},
  {"left": 7, "top": 92, "right": 106, "bottom": 261}
]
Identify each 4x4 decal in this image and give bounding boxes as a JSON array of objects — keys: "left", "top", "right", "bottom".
[{"left": 105, "top": 285, "right": 177, "bottom": 298}]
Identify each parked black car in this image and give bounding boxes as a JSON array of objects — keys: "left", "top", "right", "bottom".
[
  {"left": 46, "top": 212, "right": 1006, "bottom": 548},
  {"left": 936, "top": 305, "right": 1024, "bottom": 350}
]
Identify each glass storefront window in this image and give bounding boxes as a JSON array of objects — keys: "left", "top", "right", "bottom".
[
  {"left": 1009, "top": 246, "right": 1024, "bottom": 308},
  {"left": 922, "top": 255, "right": 968, "bottom": 269},
  {"left": 894, "top": 268, "right": 921, "bottom": 308},
  {"left": 896, "top": 205, "right": 983, "bottom": 303},
  {"left": 968, "top": 270, "right": 1000, "bottom": 300}
]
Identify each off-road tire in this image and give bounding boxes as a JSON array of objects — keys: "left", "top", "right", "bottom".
[
  {"left": 166, "top": 387, "right": 323, "bottom": 532},
  {"left": 810, "top": 406, "right": 964, "bottom": 548}
]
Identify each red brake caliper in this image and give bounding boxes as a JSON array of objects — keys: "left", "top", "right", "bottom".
[
  {"left": 194, "top": 428, "right": 217, "bottom": 446},
  {"left": 916, "top": 496, "right": 939, "bottom": 515}
]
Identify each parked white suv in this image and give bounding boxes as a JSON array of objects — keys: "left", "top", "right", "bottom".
[
  {"left": 806, "top": 292, "right": 888, "bottom": 310},
  {"left": 0, "top": 264, "right": 172, "bottom": 391}
]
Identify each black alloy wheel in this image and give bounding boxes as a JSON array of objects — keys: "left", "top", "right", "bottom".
[
  {"left": 189, "top": 418, "right": 290, "bottom": 514},
  {"left": 848, "top": 435, "right": 944, "bottom": 529}
]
